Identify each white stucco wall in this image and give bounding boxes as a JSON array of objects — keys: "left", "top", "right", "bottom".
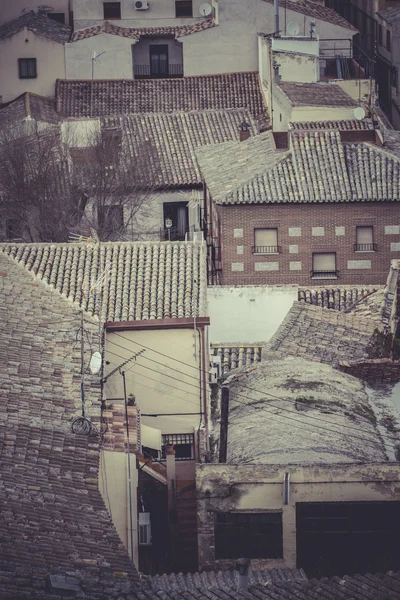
[
  {"left": 105, "top": 328, "right": 204, "bottom": 435},
  {"left": 65, "top": 32, "right": 134, "bottom": 79},
  {"left": 0, "top": 28, "right": 65, "bottom": 103},
  {"left": 0, "top": 1, "right": 70, "bottom": 25},
  {"left": 207, "top": 285, "right": 298, "bottom": 343},
  {"left": 182, "top": 0, "right": 355, "bottom": 76},
  {"left": 73, "top": 0, "right": 208, "bottom": 29}
]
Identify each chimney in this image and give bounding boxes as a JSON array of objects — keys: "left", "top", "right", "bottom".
[
  {"left": 219, "top": 386, "right": 229, "bottom": 463},
  {"left": 236, "top": 559, "right": 250, "bottom": 590},
  {"left": 239, "top": 120, "right": 251, "bottom": 142}
]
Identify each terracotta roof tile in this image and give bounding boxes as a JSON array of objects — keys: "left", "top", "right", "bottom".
[
  {"left": 0, "top": 92, "right": 59, "bottom": 128},
  {"left": 377, "top": 4, "right": 400, "bottom": 23},
  {"left": 0, "top": 10, "right": 71, "bottom": 43},
  {"left": 211, "top": 342, "right": 265, "bottom": 373},
  {"left": 72, "top": 17, "right": 216, "bottom": 41},
  {"left": 1, "top": 241, "right": 207, "bottom": 322},
  {"left": 278, "top": 82, "right": 356, "bottom": 107},
  {"left": 55, "top": 72, "right": 266, "bottom": 118},
  {"left": 290, "top": 119, "right": 374, "bottom": 130},
  {"left": 262, "top": 0, "right": 357, "bottom": 31},
  {"left": 298, "top": 286, "right": 382, "bottom": 311},
  {"left": 0, "top": 252, "right": 139, "bottom": 598}
]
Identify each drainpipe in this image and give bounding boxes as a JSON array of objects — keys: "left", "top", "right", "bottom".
[
  {"left": 200, "top": 326, "right": 209, "bottom": 454},
  {"left": 166, "top": 444, "right": 176, "bottom": 513},
  {"left": 274, "top": 0, "right": 279, "bottom": 37},
  {"left": 219, "top": 386, "right": 229, "bottom": 463}
]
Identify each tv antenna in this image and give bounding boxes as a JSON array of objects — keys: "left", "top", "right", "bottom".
[
  {"left": 91, "top": 50, "right": 106, "bottom": 80},
  {"left": 199, "top": 3, "right": 212, "bottom": 17},
  {"left": 286, "top": 21, "right": 299, "bottom": 36},
  {"left": 354, "top": 106, "right": 366, "bottom": 121}
]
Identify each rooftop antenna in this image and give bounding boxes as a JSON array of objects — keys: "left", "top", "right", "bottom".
[
  {"left": 286, "top": 21, "right": 300, "bottom": 37},
  {"left": 91, "top": 50, "right": 106, "bottom": 80}
]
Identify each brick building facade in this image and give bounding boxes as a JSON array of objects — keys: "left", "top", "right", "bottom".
[{"left": 216, "top": 201, "right": 400, "bottom": 285}]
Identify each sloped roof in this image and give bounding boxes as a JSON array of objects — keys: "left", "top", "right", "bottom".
[
  {"left": 120, "top": 110, "right": 257, "bottom": 187},
  {"left": 278, "top": 82, "right": 356, "bottom": 107},
  {"left": 0, "top": 241, "right": 207, "bottom": 322},
  {"left": 377, "top": 4, "right": 400, "bottom": 23},
  {"left": 267, "top": 302, "right": 378, "bottom": 365},
  {"left": 290, "top": 119, "right": 374, "bottom": 130},
  {"left": 0, "top": 10, "right": 71, "bottom": 43},
  {"left": 223, "top": 356, "right": 385, "bottom": 464},
  {"left": 202, "top": 130, "right": 400, "bottom": 204},
  {"left": 0, "top": 252, "right": 139, "bottom": 598},
  {"left": 211, "top": 342, "right": 264, "bottom": 373},
  {"left": 262, "top": 0, "right": 357, "bottom": 31},
  {"left": 72, "top": 17, "right": 216, "bottom": 41},
  {"left": 0, "top": 92, "right": 59, "bottom": 128},
  {"left": 55, "top": 72, "right": 266, "bottom": 118},
  {"left": 298, "top": 285, "right": 382, "bottom": 311}
]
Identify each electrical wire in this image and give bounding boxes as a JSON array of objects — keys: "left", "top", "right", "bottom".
[{"left": 106, "top": 335, "right": 399, "bottom": 447}]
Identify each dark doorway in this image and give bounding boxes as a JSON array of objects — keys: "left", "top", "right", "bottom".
[
  {"left": 296, "top": 501, "right": 400, "bottom": 578},
  {"left": 162, "top": 202, "right": 188, "bottom": 241},
  {"left": 150, "top": 45, "right": 169, "bottom": 78}
]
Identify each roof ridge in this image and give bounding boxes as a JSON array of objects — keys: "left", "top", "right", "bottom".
[{"left": 56, "top": 71, "right": 260, "bottom": 84}]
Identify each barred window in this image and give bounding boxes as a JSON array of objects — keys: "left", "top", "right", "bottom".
[
  {"left": 18, "top": 58, "right": 37, "bottom": 79},
  {"left": 162, "top": 433, "right": 194, "bottom": 461}
]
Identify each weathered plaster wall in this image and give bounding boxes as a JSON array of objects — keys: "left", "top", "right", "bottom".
[
  {"left": 105, "top": 328, "right": 203, "bottom": 435},
  {"left": 0, "top": 29, "right": 65, "bottom": 103},
  {"left": 196, "top": 462, "right": 400, "bottom": 570},
  {"left": 207, "top": 285, "right": 298, "bottom": 343}
]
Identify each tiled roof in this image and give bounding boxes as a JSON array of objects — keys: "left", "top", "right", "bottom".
[
  {"left": 223, "top": 355, "right": 385, "bottom": 464},
  {"left": 195, "top": 131, "right": 279, "bottom": 202},
  {"left": 278, "top": 82, "right": 356, "bottom": 107},
  {"left": 211, "top": 342, "right": 264, "bottom": 373},
  {"left": 267, "top": 302, "right": 379, "bottom": 365},
  {"left": 120, "top": 110, "right": 257, "bottom": 187},
  {"left": 262, "top": 0, "right": 357, "bottom": 31},
  {"left": 0, "top": 252, "right": 139, "bottom": 598},
  {"left": 202, "top": 130, "right": 400, "bottom": 205},
  {"left": 55, "top": 72, "right": 266, "bottom": 118},
  {"left": 377, "top": 4, "right": 400, "bottom": 23},
  {"left": 290, "top": 119, "right": 374, "bottom": 130},
  {"left": 0, "top": 10, "right": 71, "bottom": 43},
  {"left": 149, "top": 569, "right": 307, "bottom": 591},
  {"left": 298, "top": 286, "right": 381, "bottom": 311},
  {"left": 0, "top": 241, "right": 207, "bottom": 322},
  {"left": 0, "top": 92, "right": 59, "bottom": 128},
  {"left": 141, "top": 571, "right": 400, "bottom": 599},
  {"left": 72, "top": 17, "right": 216, "bottom": 41}
]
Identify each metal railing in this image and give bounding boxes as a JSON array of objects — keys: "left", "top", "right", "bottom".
[
  {"left": 311, "top": 270, "right": 339, "bottom": 279},
  {"left": 354, "top": 243, "right": 377, "bottom": 252},
  {"left": 252, "top": 245, "right": 281, "bottom": 254},
  {"left": 160, "top": 225, "right": 191, "bottom": 241},
  {"left": 133, "top": 64, "right": 183, "bottom": 79}
]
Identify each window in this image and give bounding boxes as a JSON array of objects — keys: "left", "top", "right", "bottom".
[
  {"left": 163, "top": 202, "right": 188, "bottom": 240},
  {"left": 162, "top": 434, "right": 194, "bottom": 461},
  {"left": 18, "top": 58, "right": 37, "bottom": 79},
  {"left": 215, "top": 512, "right": 283, "bottom": 559},
  {"left": 387, "top": 30, "right": 391, "bottom": 51},
  {"left": 312, "top": 253, "right": 337, "bottom": 279},
  {"left": 97, "top": 205, "right": 124, "bottom": 235},
  {"left": 253, "top": 228, "right": 279, "bottom": 254},
  {"left": 378, "top": 24, "right": 383, "bottom": 46},
  {"left": 355, "top": 226, "right": 375, "bottom": 252},
  {"left": 103, "top": 2, "right": 121, "bottom": 19},
  {"left": 47, "top": 12, "right": 65, "bottom": 23},
  {"left": 150, "top": 45, "right": 169, "bottom": 77},
  {"left": 175, "top": 1, "right": 193, "bottom": 17}
]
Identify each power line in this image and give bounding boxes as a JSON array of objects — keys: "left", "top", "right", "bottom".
[{"left": 107, "top": 334, "right": 399, "bottom": 447}]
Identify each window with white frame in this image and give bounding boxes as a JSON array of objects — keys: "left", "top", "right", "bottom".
[
  {"left": 253, "top": 228, "right": 279, "bottom": 254},
  {"left": 312, "top": 253, "right": 337, "bottom": 279},
  {"left": 355, "top": 226, "right": 375, "bottom": 252}
]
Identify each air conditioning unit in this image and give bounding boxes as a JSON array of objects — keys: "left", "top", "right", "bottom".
[
  {"left": 209, "top": 367, "right": 219, "bottom": 385},
  {"left": 134, "top": 0, "right": 149, "bottom": 9},
  {"left": 139, "top": 512, "right": 151, "bottom": 545}
]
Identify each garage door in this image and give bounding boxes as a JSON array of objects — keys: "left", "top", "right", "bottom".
[{"left": 296, "top": 501, "right": 400, "bottom": 578}]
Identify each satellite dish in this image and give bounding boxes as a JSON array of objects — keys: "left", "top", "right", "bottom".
[
  {"left": 354, "top": 106, "right": 366, "bottom": 121},
  {"left": 89, "top": 351, "right": 102, "bottom": 375},
  {"left": 199, "top": 3, "right": 212, "bottom": 17},
  {"left": 286, "top": 21, "right": 300, "bottom": 36}
]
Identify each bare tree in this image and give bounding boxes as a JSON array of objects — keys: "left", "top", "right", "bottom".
[{"left": 0, "top": 117, "right": 160, "bottom": 243}]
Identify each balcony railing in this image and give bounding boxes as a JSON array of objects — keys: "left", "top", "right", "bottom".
[
  {"left": 252, "top": 245, "right": 281, "bottom": 254},
  {"left": 160, "top": 225, "right": 190, "bottom": 241},
  {"left": 354, "top": 243, "right": 377, "bottom": 252},
  {"left": 133, "top": 64, "right": 183, "bottom": 79},
  {"left": 311, "top": 270, "right": 339, "bottom": 279}
]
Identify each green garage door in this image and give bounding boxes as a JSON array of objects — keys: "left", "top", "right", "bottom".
[{"left": 296, "top": 501, "right": 400, "bottom": 578}]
